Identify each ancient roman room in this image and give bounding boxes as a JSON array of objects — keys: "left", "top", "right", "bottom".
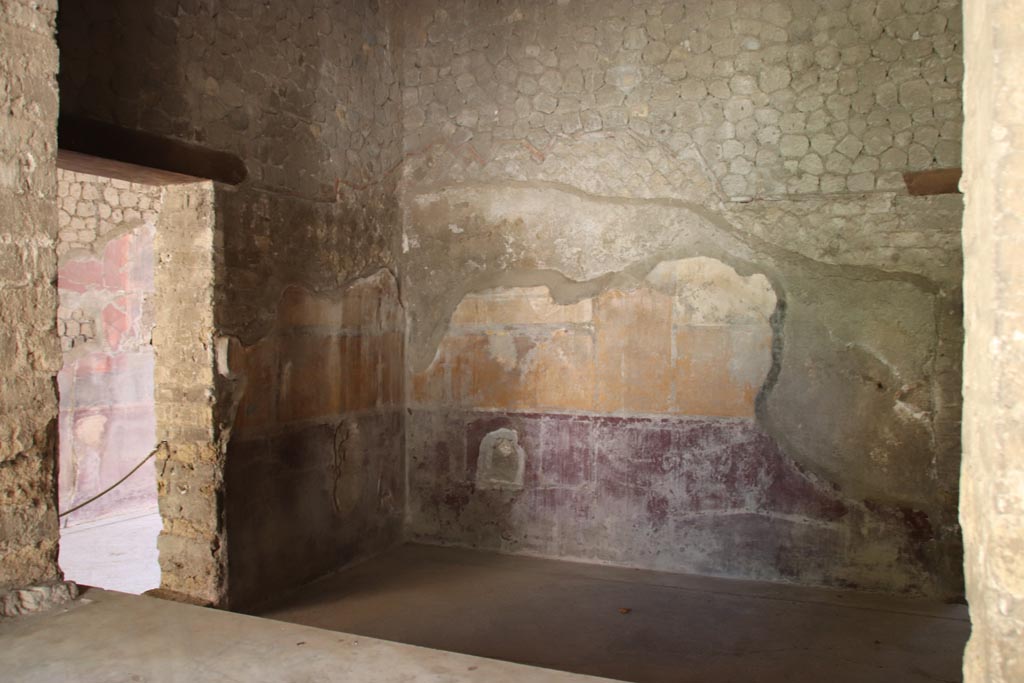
[{"left": 1, "top": 1, "right": 1022, "bottom": 682}]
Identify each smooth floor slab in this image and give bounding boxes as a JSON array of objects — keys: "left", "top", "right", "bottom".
[
  {"left": 0, "top": 588, "right": 613, "bottom": 683},
  {"left": 261, "top": 544, "right": 970, "bottom": 683}
]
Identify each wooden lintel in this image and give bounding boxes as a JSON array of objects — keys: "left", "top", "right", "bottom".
[
  {"left": 58, "top": 116, "right": 247, "bottom": 186},
  {"left": 903, "top": 167, "right": 962, "bottom": 196},
  {"left": 57, "top": 150, "right": 204, "bottom": 186}
]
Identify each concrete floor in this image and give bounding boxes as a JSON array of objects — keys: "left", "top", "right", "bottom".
[
  {"left": 59, "top": 509, "right": 161, "bottom": 594},
  {"left": 0, "top": 589, "right": 607, "bottom": 683},
  {"left": 261, "top": 544, "right": 970, "bottom": 683}
]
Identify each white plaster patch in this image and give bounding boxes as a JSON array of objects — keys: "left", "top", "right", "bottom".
[
  {"left": 646, "top": 257, "right": 777, "bottom": 324},
  {"left": 485, "top": 332, "right": 519, "bottom": 370},
  {"left": 73, "top": 414, "right": 108, "bottom": 448}
]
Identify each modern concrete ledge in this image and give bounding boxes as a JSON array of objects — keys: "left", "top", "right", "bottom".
[{"left": 0, "top": 588, "right": 616, "bottom": 682}]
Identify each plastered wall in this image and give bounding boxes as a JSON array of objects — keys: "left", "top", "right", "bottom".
[
  {"left": 0, "top": 0, "right": 62, "bottom": 594},
  {"left": 399, "top": 0, "right": 965, "bottom": 597},
  {"left": 53, "top": 0, "right": 969, "bottom": 606},
  {"left": 961, "top": 0, "right": 1024, "bottom": 680},
  {"left": 224, "top": 270, "right": 404, "bottom": 606}
]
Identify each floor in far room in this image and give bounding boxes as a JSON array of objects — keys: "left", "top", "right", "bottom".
[
  {"left": 59, "top": 509, "right": 161, "bottom": 595},
  {"left": 260, "top": 543, "right": 969, "bottom": 683}
]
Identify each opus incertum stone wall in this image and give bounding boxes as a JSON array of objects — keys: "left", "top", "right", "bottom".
[
  {"left": 0, "top": 0, "right": 65, "bottom": 600},
  {"left": 398, "top": 0, "right": 962, "bottom": 198},
  {"left": 400, "top": 0, "right": 966, "bottom": 598}
]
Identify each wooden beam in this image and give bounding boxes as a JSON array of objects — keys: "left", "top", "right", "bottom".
[
  {"left": 903, "top": 168, "right": 962, "bottom": 196},
  {"left": 57, "top": 150, "right": 203, "bottom": 186},
  {"left": 58, "top": 116, "right": 247, "bottom": 185}
]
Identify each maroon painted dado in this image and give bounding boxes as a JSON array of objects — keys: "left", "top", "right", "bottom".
[{"left": 408, "top": 410, "right": 951, "bottom": 595}]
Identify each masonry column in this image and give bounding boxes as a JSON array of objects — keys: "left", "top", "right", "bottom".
[
  {"left": 0, "top": 0, "right": 76, "bottom": 615},
  {"left": 961, "top": 0, "right": 1024, "bottom": 680}
]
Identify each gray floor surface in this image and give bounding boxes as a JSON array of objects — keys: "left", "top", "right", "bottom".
[
  {"left": 1, "top": 589, "right": 606, "bottom": 682},
  {"left": 260, "top": 543, "right": 970, "bottom": 683}
]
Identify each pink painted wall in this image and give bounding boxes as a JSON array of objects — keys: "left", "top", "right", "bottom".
[{"left": 56, "top": 170, "right": 160, "bottom": 526}]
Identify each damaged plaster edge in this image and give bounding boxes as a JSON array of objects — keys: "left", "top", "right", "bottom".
[
  {"left": 226, "top": 266, "right": 405, "bottom": 350},
  {"left": 407, "top": 179, "right": 944, "bottom": 293},
  {"left": 405, "top": 177, "right": 947, "bottom": 375},
  {"left": 224, "top": 266, "right": 403, "bottom": 352},
  {"left": 407, "top": 255, "right": 786, "bottom": 375},
  {"left": 214, "top": 266, "right": 405, "bottom": 445},
  {"left": 57, "top": 213, "right": 161, "bottom": 264}
]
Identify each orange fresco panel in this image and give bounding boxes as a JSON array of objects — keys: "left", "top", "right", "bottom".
[
  {"left": 451, "top": 287, "right": 592, "bottom": 326},
  {"left": 594, "top": 288, "right": 673, "bottom": 413},
  {"left": 342, "top": 334, "right": 382, "bottom": 412},
  {"left": 380, "top": 331, "right": 404, "bottom": 408},
  {"left": 449, "top": 297, "right": 482, "bottom": 325},
  {"left": 277, "top": 286, "right": 343, "bottom": 329},
  {"left": 365, "top": 334, "right": 383, "bottom": 410},
  {"left": 673, "top": 326, "right": 757, "bottom": 418},
  {"left": 414, "top": 286, "right": 771, "bottom": 418},
  {"left": 449, "top": 333, "right": 531, "bottom": 409},
  {"left": 593, "top": 291, "right": 628, "bottom": 412},
  {"left": 449, "top": 335, "right": 486, "bottom": 406},
  {"left": 411, "top": 346, "right": 448, "bottom": 407},
  {"left": 623, "top": 289, "right": 673, "bottom": 413},
  {"left": 414, "top": 287, "right": 772, "bottom": 419},
  {"left": 339, "top": 335, "right": 357, "bottom": 411},
  {"left": 341, "top": 282, "right": 374, "bottom": 331},
  {"left": 378, "top": 289, "right": 402, "bottom": 333},
  {"left": 278, "top": 333, "right": 343, "bottom": 423},
  {"left": 528, "top": 328, "right": 596, "bottom": 411},
  {"left": 232, "top": 336, "right": 277, "bottom": 437}
]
